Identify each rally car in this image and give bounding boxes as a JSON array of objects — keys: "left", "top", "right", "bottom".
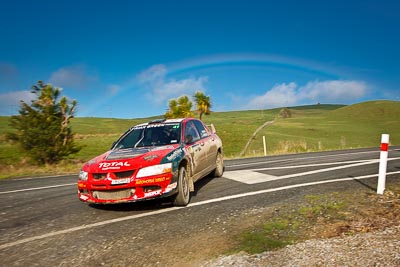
[{"left": 77, "top": 118, "right": 224, "bottom": 206}]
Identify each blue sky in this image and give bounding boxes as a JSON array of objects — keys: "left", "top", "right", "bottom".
[{"left": 0, "top": 0, "right": 399, "bottom": 118}]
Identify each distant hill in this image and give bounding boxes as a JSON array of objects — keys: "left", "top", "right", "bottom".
[
  {"left": 244, "top": 100, "right": 400, "bottom": 156},
  {"left": 328, "top": 100, "right": 400, "bottom": 120},
  {"left": 0, "top": 100, "right": 399, "bottom": 164},
  {"left": 290, "top": 104, "right": 346, "bottom": 111}
]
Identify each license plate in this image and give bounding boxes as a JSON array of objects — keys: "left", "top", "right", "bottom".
[{"left": 111, "top": 178, "right": 131, "bottom": 185}]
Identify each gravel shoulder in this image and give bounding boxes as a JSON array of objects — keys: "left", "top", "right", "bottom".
[
  {"left": 200, "top": 182, "right": 400, "bottom": 267},
  {"left": 202, "top": 225, "right": 400, "bottom": 266}
]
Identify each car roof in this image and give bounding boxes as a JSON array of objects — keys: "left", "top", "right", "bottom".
[{"left": 134, "top": 118, "right": 187, "bottom": 128}]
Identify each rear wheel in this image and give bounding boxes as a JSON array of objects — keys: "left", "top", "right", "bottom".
[
  {"left": 173, "top": 166, "right": 190, "bottom": 206},
  {"left": 212, "top": 151, "right": 224, "bottom": 177}
]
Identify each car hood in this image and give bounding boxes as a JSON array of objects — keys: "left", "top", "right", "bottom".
[{"left": 83, "top": 144, "right": 182, "bottom": 173}]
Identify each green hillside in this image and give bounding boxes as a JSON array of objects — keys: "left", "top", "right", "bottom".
[
  {"left": 329, "top": 100, "right": 400, "bottom": 120},
  {"left": 246, "top": 100, "right": 400, "bottom": 156},
  {"left": 0, "top": 100, "right": 399, "bottom": 177}
]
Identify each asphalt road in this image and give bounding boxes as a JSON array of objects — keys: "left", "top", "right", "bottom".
[{"left": 1, "top": 147, "right": 400, "bottom": 266}]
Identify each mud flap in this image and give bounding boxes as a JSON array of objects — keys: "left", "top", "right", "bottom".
[
  {"left": 189, "top": 175, "right": 194, "bottom": 192},
  {"left": 186, "top": 161, "right": 195, "bottom": 192}
]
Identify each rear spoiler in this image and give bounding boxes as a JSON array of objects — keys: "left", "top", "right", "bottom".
[{"left": 207, "top": 124, "right": 217, "bottom": 134}]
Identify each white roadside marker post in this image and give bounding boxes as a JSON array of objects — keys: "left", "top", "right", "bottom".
[
  {"left": 377, "top": 134, "right": 389, "bottom": 195},
  {"left": 263, "top": 136, "right": 267, "bottom": 156}
]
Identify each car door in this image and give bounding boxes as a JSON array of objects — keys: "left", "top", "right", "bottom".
[
  {"left": 192, "top": 119, "right": 218, "bottom": 169},
  {"left": 184, "top": 120, "right": 208, "bottom": 180}
]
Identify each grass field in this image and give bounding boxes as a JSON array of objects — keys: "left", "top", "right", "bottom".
[
  {"left": 0, "top": 100, "right": 399, "bottom": 178},
  {"left": 246, "top": 101, "right": 400, "bottom": 156}
]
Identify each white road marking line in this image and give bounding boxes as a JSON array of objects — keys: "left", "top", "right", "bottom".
[
  {"left": 224, "top": 157, "right": 400, "bottom": 184},
  {"left": 227, "top": 149, "right": 382, "bottom": 168},
  {"left": 1, "top": 170, "right": 400, "bottom": 250},
  {"left": 0, "top": 183, "right": 76, "bottom": 195},
  {"left": 0, "top": 206, "right": 185, "bottom": 250},
  {"left": 11, "top": 174, "right": 75, "bottom": 181},
  {"left": 250, "top": 159, "right": 376, "bottom": 170},
  {"left": 223, "top": 170, "right": 278, "bottom": 184},
  {"left": 189, "top": 171, "right": 400, "bottom": 207}
]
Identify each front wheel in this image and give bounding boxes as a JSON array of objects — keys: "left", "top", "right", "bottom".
[{"left": 173, "top": 166, "right": 190, "bottom": 206}]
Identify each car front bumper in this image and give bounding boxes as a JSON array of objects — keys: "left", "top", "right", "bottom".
[{"left": 77, "top": 174, "right": 178, "bottom": 204}]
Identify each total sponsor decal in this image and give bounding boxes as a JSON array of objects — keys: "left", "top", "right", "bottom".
[
  {"left": 136, "top": 176, "right": 170, "bottom": 185},
  {"left": 99, "top": 161, "right": 131, "bottom": 170}
]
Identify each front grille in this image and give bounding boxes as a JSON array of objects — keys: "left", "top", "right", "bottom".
[
  {"left": 92, "top": 171, "right": 134, "bottom": 180},
  {"left": 114, "top": 170, "right": 135, "bottom": 179},
  {"left": 92, "top": 189, "right": 135, "bottom": 200},
  {"left": 93, "top": 173, "right": 107, "bottom": 180}
]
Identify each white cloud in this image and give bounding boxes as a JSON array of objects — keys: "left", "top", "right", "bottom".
[
  {"left": 299, "top": 80, "right": 367, "bottom": 102},
  {"left": 0, "top": 90, "right": 35, "bottom": 103},
  {"left": 136, "top": 64, "right": 167, "bottom": 85},
  {"left": 137, "top": 64, "right": 208, "bottom": 103},
  {"left": 0, "top": 90, "right": 36, "bottom": 114},
  {"left": 153, "top": 77, "right": 208, "bottom": 103},
  {"left": 245, "top": 80, "right": 367, "bottom": 109},
  {"left": 49, "top": 65, "right": 97, "bottom": 89},
  {"left": 246, "top": 82, "right": 298, "bottom": 109}
]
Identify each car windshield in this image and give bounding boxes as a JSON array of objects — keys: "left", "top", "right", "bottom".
[{"left": 113, "top": 123, "right": 181, "bottom": 149}]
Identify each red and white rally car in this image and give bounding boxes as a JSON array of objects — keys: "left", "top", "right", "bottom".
[{"left": 77, "top": 118, "right": 224, "bottom": 206}]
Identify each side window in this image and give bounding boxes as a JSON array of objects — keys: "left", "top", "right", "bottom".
[
  {"left": 193, "top": 120, "right": 209, "bottom": 139},
  {"left": 184, "top": 121, "right": 200, "bottom": 143}
]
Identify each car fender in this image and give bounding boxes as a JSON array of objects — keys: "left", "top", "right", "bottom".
[{"left": 161, "top": 145, "right": 195, "bottom": 192}]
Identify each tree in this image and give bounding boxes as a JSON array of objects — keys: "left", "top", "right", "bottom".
[
  {"left": 7, "top": 81, "right": 81, "bottom": 165},
  {"left": 279, "top": 107, "right": 292, "bottom": 118},
  {"left": 193, "top": 91, "right": 211, "bottom": 120},
  {"left": 165, "top": 95, "right": 194, "bottom": 119}
]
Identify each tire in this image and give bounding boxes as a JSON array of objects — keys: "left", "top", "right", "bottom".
[
  {"left": 212, "top": 152, "right": 224, "bottom": 177},
  {"left": 173, "top": 166, "right": 190, "bottom": 206}
]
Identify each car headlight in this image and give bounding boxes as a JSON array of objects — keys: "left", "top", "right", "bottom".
[
  {"left": 136, "top": 163, "right": 172, "bottom": 178},
  {"left": 79, "top": 170, "right": 88, "bottom": 181}
]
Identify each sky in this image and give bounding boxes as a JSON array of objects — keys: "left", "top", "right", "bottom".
[{"left": 0, "top": 0, "right": 399, "bottom": 119}]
